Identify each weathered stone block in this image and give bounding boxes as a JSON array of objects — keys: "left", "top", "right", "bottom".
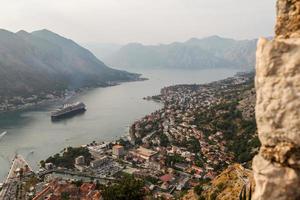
[
  {"left": 252, "top": 154, "right": 300, "bottom": 200},
  {"left": 255, "top": 37, "right": 300, "bottom": 147},
  {"left": 253, "top": 1, "right": 300, "bottom": 199},
  {"left": 276, "top": 0, "right": 300, "bottom": 38}
]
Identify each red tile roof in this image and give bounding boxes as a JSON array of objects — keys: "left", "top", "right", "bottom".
[{"left": 159, "top": 174, "right": 174, "bottom": 182}]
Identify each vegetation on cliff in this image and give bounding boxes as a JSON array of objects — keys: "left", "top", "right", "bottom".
[
  {"left": 195, "top": 164, "right": 254, "bottom": 200},
  {"left": 194, "top": 74, "right": 259, "bottom": 167},
  {"left": 41, "top": 147, "right": 92, "bottom": 169},
  {"left": 182, "top": 74, "right": 258, "bottom": 200},
  {"left": 102, "top": 175, "right": 145, "bottom": 200}
]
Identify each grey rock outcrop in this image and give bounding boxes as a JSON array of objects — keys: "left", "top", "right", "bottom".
[{"left": 252, "top": 0, "right": 300, "bottom": 199}]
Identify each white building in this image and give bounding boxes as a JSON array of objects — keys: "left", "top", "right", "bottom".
[
  {"left": 130, "top": 147, "right": 158, "bottom": 161},
  {"left": 112, "top": 145, "right": 125, "bottom": 158},
  {"left": 75, "top": 156, "right": 85, "bottom": 165},
  {"left": 45, "top": 163, "right": 54, "bottom": 170},
  {"left": 90, "top": 156, "right": 110, "bottom": 168}
]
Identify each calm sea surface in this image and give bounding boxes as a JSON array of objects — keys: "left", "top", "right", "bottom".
[{"left": 0, "top": 68, "right": 238, "bottom": 181}]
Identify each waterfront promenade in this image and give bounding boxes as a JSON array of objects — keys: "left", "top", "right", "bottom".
[{"left": 0, "top": 155, "right": 32, "bottom": 200}]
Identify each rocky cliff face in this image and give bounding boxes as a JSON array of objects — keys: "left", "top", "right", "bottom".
[
  {"left": 275, "top": 0, "right": 300, "bottom": 39},
  {"left": 252, "top": 0, "right": 300, "bottom": 199},
  {"left": 202, "top": 164, "right": 254, "bottom": 200}
]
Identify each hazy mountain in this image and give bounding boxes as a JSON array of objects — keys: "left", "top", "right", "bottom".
[
  {"left": 0, "top": 29, "right": 138, "bottom": 97},
  {"left": 82, "top": 43, "right": 121, "bottom": 60},
  {"left": 104, "top": 36, "right": 257, "bottom": 70}
]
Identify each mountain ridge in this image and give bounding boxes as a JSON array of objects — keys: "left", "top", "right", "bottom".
[
  {"left": 94, "top": 36, "right": 258, "bottom": 70},
  {"left": 0, "top": 29, "right": 138, "bottom": 98}
]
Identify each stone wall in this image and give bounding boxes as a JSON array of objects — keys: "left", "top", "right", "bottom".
[
  {"left": 276, "top": 0, "right": 300, "bottom": 38},
  {"left": 252, "top": 0, "right": 300, "bottom": 199}
]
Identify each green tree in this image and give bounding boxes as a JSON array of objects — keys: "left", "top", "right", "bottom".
[
  {"left": 194, "top": 185, "right": 203, "bottom": 196},
  {"left": 40, "top": 160, "right": 45, "bottom": 168},
  {"left": 45, "top": 147, "right": 92, "bottom": 169},
  {"left": 159, "top": 133, "right": 169, "bottom": 147},
  {"left": 61, "top": 192, "right": 70, "bottom": 200},
  {"left": 102, "top": 175, "right": 145, "bottom": 200}
]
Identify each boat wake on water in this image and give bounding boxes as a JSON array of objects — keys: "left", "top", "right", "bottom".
[{"left": 0, "top": 131, "right": 7, "bottom": 141}]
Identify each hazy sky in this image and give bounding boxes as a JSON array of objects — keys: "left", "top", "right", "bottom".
[{"left": 0, "top": 0, "right": 276, "bottom": 44}]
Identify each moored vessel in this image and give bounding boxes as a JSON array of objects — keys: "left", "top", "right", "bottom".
[{"left": 51, "top": 102, "right": 86, "bottom": 120}]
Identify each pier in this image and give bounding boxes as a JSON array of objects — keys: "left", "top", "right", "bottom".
[{"left": 0, "top": 155, "right": 32, "bottom": 200}]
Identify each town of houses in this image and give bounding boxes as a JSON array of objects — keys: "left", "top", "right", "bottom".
[{"left": 0, "top": 72, "right": 252, "bottom": 199}]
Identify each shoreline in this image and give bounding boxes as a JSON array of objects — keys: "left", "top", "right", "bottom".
[
  {"left": 0, "top": 69, "right": 241, "bottom": 184},
  {"left": 0, "top": 76, "right": 148, "bottom": 115},
  {"left": 41, "top": 71, "right": 252, "bottom": 160}
]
